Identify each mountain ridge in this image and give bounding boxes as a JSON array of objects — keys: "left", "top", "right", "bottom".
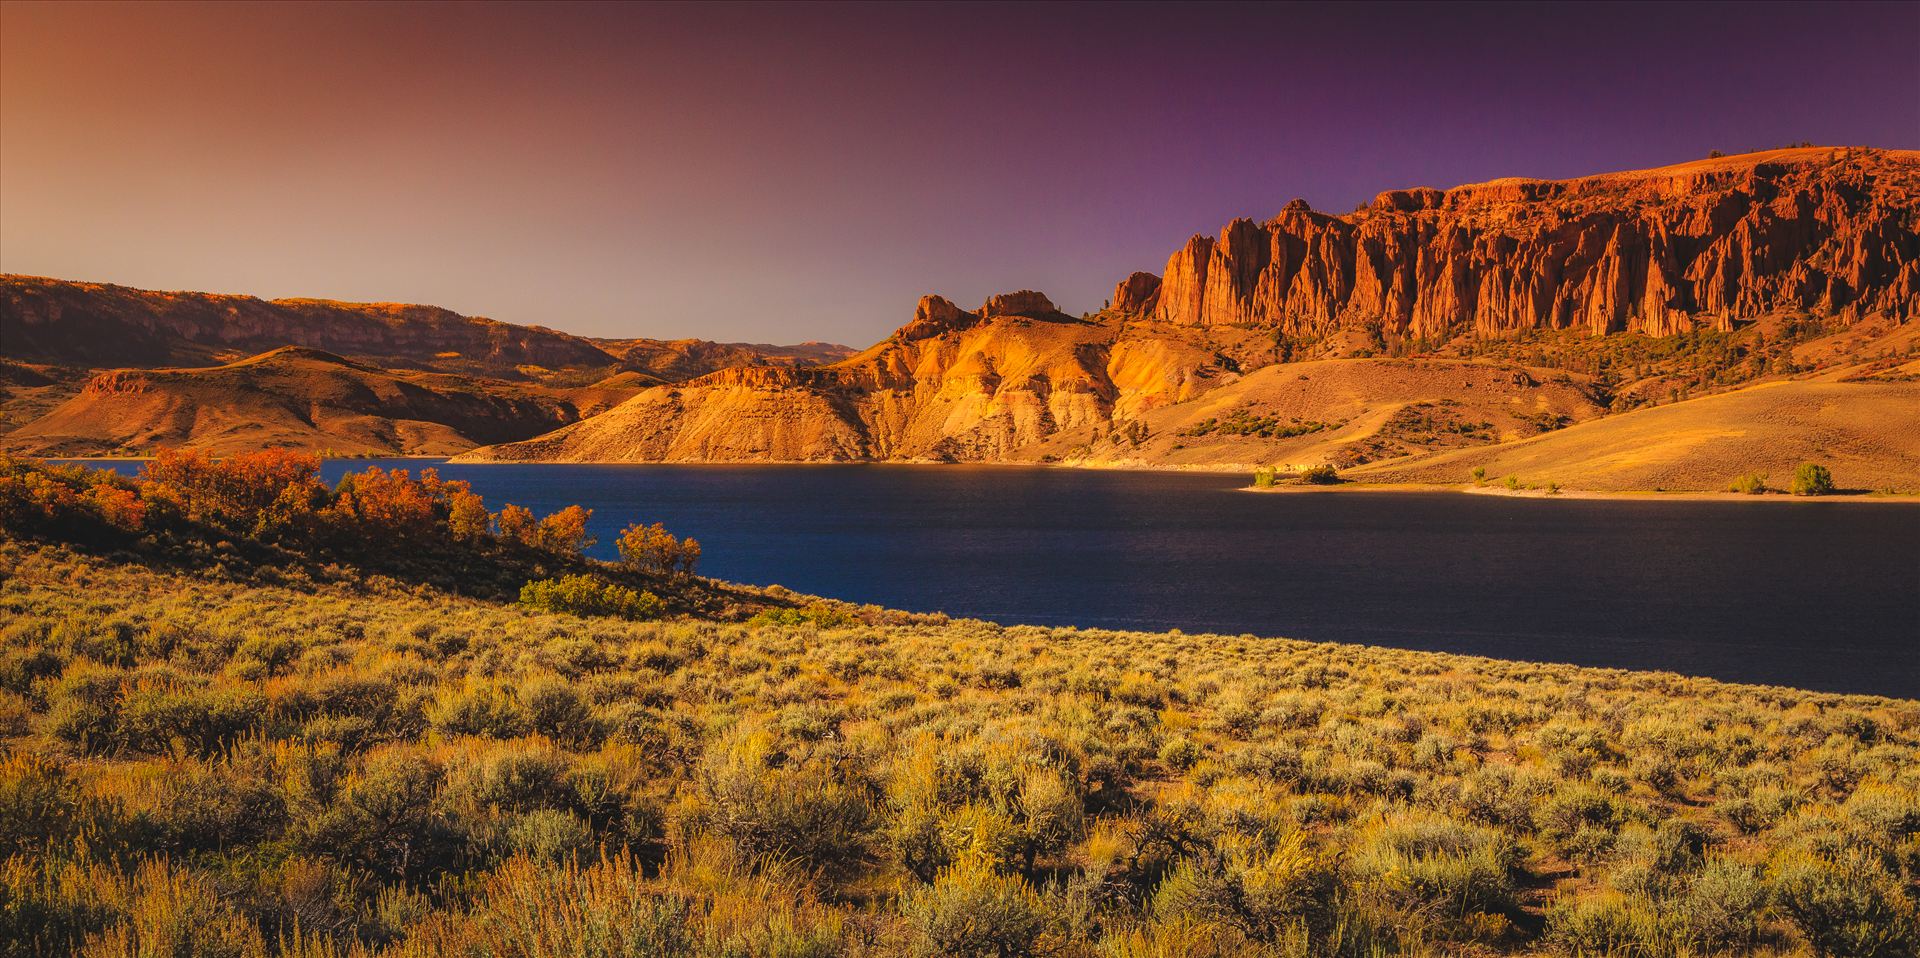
[{"left": 456, "top": 147, "right": 1919, "bottom": 488}]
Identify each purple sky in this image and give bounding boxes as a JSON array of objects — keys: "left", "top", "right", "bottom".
[{"left": 3, "top": 1, "right": 1916, "bottom": 345}]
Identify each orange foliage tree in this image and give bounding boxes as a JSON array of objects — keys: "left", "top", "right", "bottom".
[
  {"left": 615, "top": 521, "right": 700, "bottom": 577},
  {"left": 327, "top": 467, "right": 442, "bottom": 541},
  {"left": 141, "top": 448, "right": 324, "bottom": 532},
  {"left": 535, "top": 505, "right": 595, "bottom": 556},
  {"left": 495, "top": 504, "right": 537, "bottom": 546}
]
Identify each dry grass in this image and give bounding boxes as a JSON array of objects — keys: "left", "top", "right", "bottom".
[
  {"left": 1351, "top": 377, "right": 1920, "bottom": 493},
  {"left": 1, "top": 537, "right": 1915, "bottom": 956}
]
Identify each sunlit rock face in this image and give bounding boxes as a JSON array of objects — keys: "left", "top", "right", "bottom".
[
  {"left": 460, "top": 147, "right": 1920, "bottom": 466},
  {"left": 1142, "top": 147, "right": 1919, "bottom": 338}
]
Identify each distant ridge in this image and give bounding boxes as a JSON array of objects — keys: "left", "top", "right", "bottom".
[
  {"left": 0, "top": 275, "right": 854, "bottom": 456},
  {"left": 0, "top": 274, "right": 853, "bottom": 382}
]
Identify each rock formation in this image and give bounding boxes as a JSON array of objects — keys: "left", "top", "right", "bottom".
[
  {"left": 462, "top": 147, "right": 1919, "bottom": 469},
  {"left": 1136, "top": 147, "right": 1917, "bottom": 339},
  {"left": 457, "top": 294, "right": 1230, "bottom": 463}
]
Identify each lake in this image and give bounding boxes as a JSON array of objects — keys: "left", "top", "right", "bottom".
[{"left": 71, "top": 460, "right": 1920, "bottom": 698}]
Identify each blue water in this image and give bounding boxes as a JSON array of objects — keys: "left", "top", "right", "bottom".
[{"left": 70, "top": 460, "right": 1920, "bottom": 698}]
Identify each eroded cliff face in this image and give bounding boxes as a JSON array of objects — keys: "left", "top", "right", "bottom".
[
  {"left": 1141, "top": 147, "right": 1919, "bottom": 339},
  {"left": 465, "top": 149, "right": 1919, "bottom": 466},
  {"left": 458, "top": 293, "right": 1233, "bottom": 462}
]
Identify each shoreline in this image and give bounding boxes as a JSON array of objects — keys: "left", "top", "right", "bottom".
[
  {"left": 1243, "top": 480, "right": 1920, "bottom": 503},
  {"left": 43, "top": 453, "right": 1920, "bottom": 502}
]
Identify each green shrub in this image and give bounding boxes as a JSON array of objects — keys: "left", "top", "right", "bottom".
[
  {"left": 1546, "top": 890, "right": 1661, "bottom": 956},
  {"left": 1298, "top": 465, "right": 1341, "bottom": 485},
  {"left": 1728, "top": 472, "right": 1768, "bottom": 495},
  {"left": 1253, "top": 469, "right": 1277, "bottom": 489},
  {"left": 1791, "top": 462, "right": 1835, "bottom": 496},
  {"left": 1151, "top": 832, "right": 1339, "bottom": 945},
  {"left": 519, "top": 575, "right": 663, "bottom": 620},
  {"left": 746, "top": 603, "right": 858, "bottom": 629},
  {"left": 1349, "top": 810, "right": 1521, "bottom": 936},
  {"left": 905, "top": 861, "right": 1048, "bottom": 958},
  {"left": 1771, "top": 848, "right": 1918, "bottom": 958}
]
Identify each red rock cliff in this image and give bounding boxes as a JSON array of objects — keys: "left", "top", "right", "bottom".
[{"left": 1136, "top": 147, "right": 1919, "bottom": 338}]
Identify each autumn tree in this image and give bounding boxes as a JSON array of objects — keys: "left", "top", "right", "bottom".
[
  {"left": 328, "top": 467, "right": 440, "bottom": 540},
  {"left": 534, "top": 505, "right": 595, "bottom": 556},
  {"left": 616, "top": 522, "right": 700, "bottom": 577},
  {"left": 141, "top": 448, "right": 324, "bottom": 532},
  {"left": 495, "top": 504, "right": 537, "bottom": 546}
]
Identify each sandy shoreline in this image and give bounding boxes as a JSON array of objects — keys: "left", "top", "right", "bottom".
[{"left": 1242, "top": 481, "right": 1920, "bottom": 504}]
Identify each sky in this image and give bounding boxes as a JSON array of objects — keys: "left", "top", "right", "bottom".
[{"left": 3, "top": 2, "right": 1916, "bottom": 346}]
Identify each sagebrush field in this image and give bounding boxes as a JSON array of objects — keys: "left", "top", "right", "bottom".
[{"left": 0, "top": 454, "right": 1915, "bottom": 957}]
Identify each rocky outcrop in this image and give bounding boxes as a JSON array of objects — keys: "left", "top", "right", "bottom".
[
  {"left": 459, "top": 294, "right": 1231, "bottom": 463},
  {"left": 1113, "top": 272, "right": 1161, "bottom": 313},
  {"left": 1136, "top": 147, "right": 1919, "bottom": 339}
]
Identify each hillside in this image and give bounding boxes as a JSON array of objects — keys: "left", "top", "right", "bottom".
[
  {"left": 1348, "top": 374, "right": 1920, "bottom": 493},
  {"left": 1, "top": 454, "right": 1915, "bottom": 957},
  {"left": 0, "top": 276, "right": 854, "bottom": 456},
  {"left": 464, "top": 148, "right": 1919, "bottom": 482},
  {"left": 0, "top": 346, "right": 605, "bottom": 457}
]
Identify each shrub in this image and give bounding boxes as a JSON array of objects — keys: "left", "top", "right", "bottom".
[
  {"left": 1298, "top": 465, "right": 1340, "bottom": 485},
  {"left": 1546, "top": 890, "right": 1661, "bottom": 956},
  {"left": 1792, "top": 462, "right": 1835, "bottom": 496},
  {"left": 1729, "top": 472, "right": 1768, "bottom": 495},
  {"left": 1252, "top": 469, "right": 1276, "bottom": 489},
  {"left": 693, "top": 729, "right": 876, "bottom": 879},
  {"left": 79, "top": 859, "right": 267, "bottom": 958},
  {"left": 1151, "top": 832, "right": 1340, "bottom": 945},
  {"left": 1470, "top": 466, "right": 1487, "bottom": 484},
  {"left": 519, "top": 575, "right": 663, "bottom": 620},
  {"left": 905, "top": 861, "right": 1048, "bottom": 958},
  {"left": 1349, "top": 809, "right": 1522, "bottom": 935},
  {"left": 1771, "top": 847, "right": 1918, "bottom": 958}
]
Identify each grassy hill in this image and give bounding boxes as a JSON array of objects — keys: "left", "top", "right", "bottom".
[{"left": 0, "top": 455, "right": 1914, "bottom": 957}]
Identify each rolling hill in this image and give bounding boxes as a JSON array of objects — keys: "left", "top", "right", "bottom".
[
  {"left": 0, "top": 276, "right": 853, "bottom": 456},
  {"left": 0, "top": 346, "right": 606, "bottom": 457}
]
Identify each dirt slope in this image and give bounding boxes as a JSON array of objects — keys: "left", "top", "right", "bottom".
[
  {"left": 1348, "top": 375, "right": 1920, "bottom": 493},
  {"left": 1031, "top": 358, "right": 1608, "bottom": 471}
]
